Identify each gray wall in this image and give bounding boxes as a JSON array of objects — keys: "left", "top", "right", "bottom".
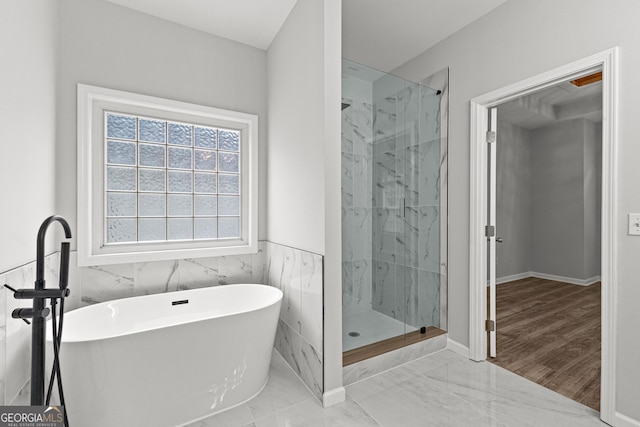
[
  {"left": 57, "top": 0, "right": 268, "bottom": 248},
  {"left": 530, "top": 120, "right": 590, "bottom": 279},
  {"left": 496, "top": 121, "right": 532, "bottom": 279},
  {"left": 497, "top": 119, "right": 602, "bottom": 282},
  {"left": 393, "top": 0, "right": 640, "bottom": 418},
  {"left": 584, "top": 121, "right": 602, "bottom": 279},
  {"left": 0, "top": 0, "right": 58, "bottom": 273}
]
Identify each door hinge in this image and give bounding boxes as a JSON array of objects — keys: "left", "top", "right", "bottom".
[
  {"left": 485, "top": 320, "right": 495, "bottom": 332},
  {"left": 485, "top": 225, "right": 495, "bottom": 237},
  {"left": 486, "top": 131, "right": 496, "bottom": 143}
]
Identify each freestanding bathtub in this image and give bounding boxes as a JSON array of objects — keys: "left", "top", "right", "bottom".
[{"left": 47, "top": 284, "right": 282, "bottom": 427}]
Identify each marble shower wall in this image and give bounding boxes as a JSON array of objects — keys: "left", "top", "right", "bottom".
[
  {"left": 0, "top": 253, "right": 60, "bottom": 405},
  {"left": 342, "top": 97, "right": 373, "bottom": 316},
  {"left": 371, "top": 75, "right": 446, "bottom": 331}
]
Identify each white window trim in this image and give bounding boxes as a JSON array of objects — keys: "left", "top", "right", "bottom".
[{"left": 77, "top": 84, "right": 258, "bottom": 266}]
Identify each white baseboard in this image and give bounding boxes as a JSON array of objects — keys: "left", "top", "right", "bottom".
[
  {"left": 530, "top": 272, "right": 601, "bottom": 286},
  {"left": 322, "top": 387, "right": 345, "bottom": 408},
  {"left": 446, "top": 338, "right": 470, "bottom": 358},
  {"left": 493, "top": 271, "right": 601, "bottom": 286},
  {"left": 615, "top": 412, "right": 640, "bottom": 427},
  {"left": 496, "top": 271, "right": 533, "bottom": 285}
]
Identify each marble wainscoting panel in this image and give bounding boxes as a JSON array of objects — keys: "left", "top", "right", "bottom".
[
  {"left": 133, "top": 259, "right": 180, "bottom": 295},
  {"left": 300, "top": 251, "right": 322, "bottom": 352},
  {"left": 79, "top": 241, "right": 268, "bottom": 305},
  {"left": 80, "top": 262, "right": 135, "bottom": 305},
  {"left": 343, "top": 332, "right": 447, "bottom": 386},
  {"left": 274, "top": 320, "right": 323, "bottom": 402},
  {"left": 264, "top": 242, "right": 324, "bottom": 402},
  {"left": 266, "top": 244, "right": 301, "bottom": 334}
]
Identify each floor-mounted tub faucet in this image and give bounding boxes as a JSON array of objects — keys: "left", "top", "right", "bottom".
[{"left": 5, "top": 215, "right": 72, "bottom": 410}]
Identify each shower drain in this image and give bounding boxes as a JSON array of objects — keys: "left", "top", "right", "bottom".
[{"left": 348, "top": 331, "right": 360, "bottom": 337}]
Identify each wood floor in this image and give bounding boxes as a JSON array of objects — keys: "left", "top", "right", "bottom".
[{"left": 488, "top": 277, "right": 601, "bottom": 411}]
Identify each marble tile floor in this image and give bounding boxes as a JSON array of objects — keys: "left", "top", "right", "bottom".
[
  {"left": 343, "top": 309, "right": 417, "bottom": 352},
  {"left": 190, "top": 348, "right": 605, "bottom": 427}
]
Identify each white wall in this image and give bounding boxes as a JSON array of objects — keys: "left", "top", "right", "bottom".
[
  {"left": 266, "top": 0, "right": 325, "bottom": 255},
  {"left": 0, "top": 0, "right": 59, "bottom": 273},
  {"left": 393, "top": 0, "right": 640, "bottom": 419},
  {"left": 267, "top": 0, "right": 343, "bottom": 402},
  {"left": 57, "top": 0, "right": 268, "bottom": 247}
]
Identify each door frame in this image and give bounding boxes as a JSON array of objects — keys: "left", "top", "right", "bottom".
[{"left": 468, "top": 47, "right": 618, "bottom": 424}]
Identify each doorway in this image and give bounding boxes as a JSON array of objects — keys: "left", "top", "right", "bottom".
[
  {"left": 468, "top": 48, "right": 618, "bottom": 425},
  {"left": 489, "top": 77, "right": 603, "bottom": 410}
]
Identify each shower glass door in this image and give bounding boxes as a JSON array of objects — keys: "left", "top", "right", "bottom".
[{"left": 342, "top": 58, "right": 445, "bottom": 353}]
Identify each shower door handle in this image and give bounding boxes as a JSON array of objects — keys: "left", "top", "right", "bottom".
[{"left": 496, "top": 237, "right": 504, "bottom": 243}]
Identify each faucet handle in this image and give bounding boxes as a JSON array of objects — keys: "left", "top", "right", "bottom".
[{"left": 12, "top": 307, "right": 49, "bottom": 322}]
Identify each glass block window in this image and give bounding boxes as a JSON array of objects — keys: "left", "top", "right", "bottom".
[
  {"left": 105, "top": 112, "right": 241, "bottom": 244},
  {"left": 78, "top": 84, "right": 257, "bottom": 266}
]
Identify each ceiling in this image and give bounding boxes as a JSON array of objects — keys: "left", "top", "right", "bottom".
[
  {"left": 104, "top": 0, "right": 298, "bottom": 50},
  {"left": 498, "top": 80, "right": 603, "bottom": 130},
  {"left": 105, "top": 0, "right": 508, "bottom": 72},
  {"left": 342, "top": 0, "right": 508, "bottom": 72}
]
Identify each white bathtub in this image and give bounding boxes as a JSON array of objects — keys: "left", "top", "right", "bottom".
[{"left": 47, "top": 284, "right": 282, "bottom": 427}]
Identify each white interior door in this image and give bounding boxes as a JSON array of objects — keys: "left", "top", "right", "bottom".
[{"left": 487, "top": 107, "right": 497, "bottom": 358}]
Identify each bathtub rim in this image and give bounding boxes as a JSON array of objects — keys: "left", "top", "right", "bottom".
[{"left": 47, "top": 283, "right": 283, "bottom": 344}]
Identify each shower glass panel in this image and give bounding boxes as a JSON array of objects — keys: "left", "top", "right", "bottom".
[{"left": 342, "top": 58, "right": 444, "bottom": 353}]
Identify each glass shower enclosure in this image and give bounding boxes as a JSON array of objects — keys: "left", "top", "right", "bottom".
[{"left": 342, "top": 58, "right": 447, "bottom": 355}]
